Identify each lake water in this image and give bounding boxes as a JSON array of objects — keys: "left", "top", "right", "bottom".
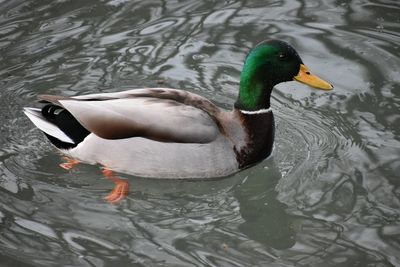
[{"left": 1, "top": 0, "right": 399, "bottom": 266}]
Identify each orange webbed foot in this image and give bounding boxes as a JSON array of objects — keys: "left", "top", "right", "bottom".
[
  {"left": 59, "top": 157, "right": 80, "bottom": 170},
  {"left": 102, "top": 168, "right": 129, "bottom": 204}
]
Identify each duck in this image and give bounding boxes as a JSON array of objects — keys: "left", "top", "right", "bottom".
[{"left": 24, "top": 39, "right": 332, "bottom": 202}]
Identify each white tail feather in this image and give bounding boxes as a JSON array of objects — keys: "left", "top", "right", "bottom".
[{"left": 23, "top": 107, "right": 75, "bottom": 144}]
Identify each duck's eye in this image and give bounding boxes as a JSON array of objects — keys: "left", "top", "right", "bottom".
[{"left": 279, "top": 53, "right": 288, "bottom": 61}]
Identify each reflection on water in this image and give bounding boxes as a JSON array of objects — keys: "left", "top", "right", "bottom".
[
  {"left": 1, "top": 0, "right": 400, "bottom": 266},
  {"left": 235, "top": 166, "right": 296, "bottom": 250}
]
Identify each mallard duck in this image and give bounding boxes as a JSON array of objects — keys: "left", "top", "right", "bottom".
[{"left": 24, "top": 40, "right": 332, "bottom": 201}]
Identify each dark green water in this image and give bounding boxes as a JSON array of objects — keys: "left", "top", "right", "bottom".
[{"left": 1, "top": 0, "right": 399, "bottom": 266}]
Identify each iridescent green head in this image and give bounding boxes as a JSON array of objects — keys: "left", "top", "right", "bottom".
[{"left": 235, "top": 40, "right": 332, "bottom": 111}]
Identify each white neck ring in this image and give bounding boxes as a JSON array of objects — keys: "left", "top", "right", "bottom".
[{"left": 239, "top": 107, "right": 272, "bottom": 115}]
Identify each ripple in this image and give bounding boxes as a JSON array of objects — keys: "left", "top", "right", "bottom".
[
  {"left": 62, "top": 230, "right": 117, "bottom": 251},
  {"left": 139, "top": 19, "right": 181, "bottom": 35},
  {"left": 14, "top": 217, "right": 57, "bottom": 239}
]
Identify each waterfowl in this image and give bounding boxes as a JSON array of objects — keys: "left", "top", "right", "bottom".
[{"left": 24, "top": 40, "right": 332, "bottom": 201}]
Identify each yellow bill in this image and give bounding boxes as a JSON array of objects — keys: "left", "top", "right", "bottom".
[{"left": 294, "top": 64, "right": 333, "bottom": 90}]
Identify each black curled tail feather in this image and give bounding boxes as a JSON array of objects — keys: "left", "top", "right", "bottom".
[{"left": 41, "top": 104, "right": 90, "bottom": 149}]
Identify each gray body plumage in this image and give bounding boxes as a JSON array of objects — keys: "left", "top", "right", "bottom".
[{"left": 65, "top": 133, "right": 239, "bottom": 178}]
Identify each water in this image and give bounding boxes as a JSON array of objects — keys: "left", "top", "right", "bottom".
[{"left": 1, "top": 0, "right": 399, "bottom": 266}]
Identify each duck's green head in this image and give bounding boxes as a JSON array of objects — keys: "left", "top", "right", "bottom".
[{"left": 235, "top": 40, "right": 333, "bottom": 111}]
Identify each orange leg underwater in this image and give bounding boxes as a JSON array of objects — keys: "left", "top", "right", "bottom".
[
  {"left": 102, "top": 168, "right": 129, "bottom": 204},
  {"left": 59, "top": 157, "right": 80, "bottom": 170}
]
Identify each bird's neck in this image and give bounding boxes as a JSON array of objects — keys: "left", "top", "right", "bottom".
[{"left": 234, "top": 53, "right": 274, "bottom": 111}]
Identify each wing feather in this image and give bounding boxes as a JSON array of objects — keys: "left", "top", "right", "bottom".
[{"left": 50, "top": 88, "right": 221, "bottom": 144}]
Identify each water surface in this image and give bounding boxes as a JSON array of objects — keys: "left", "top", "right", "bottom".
[{"left": 1, "top": 0, "right": 400, "bottom": 266}]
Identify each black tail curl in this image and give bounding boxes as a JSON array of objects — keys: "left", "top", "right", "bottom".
[{"left": 41, "top": 105, "right": 90, "bottom": 149}]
